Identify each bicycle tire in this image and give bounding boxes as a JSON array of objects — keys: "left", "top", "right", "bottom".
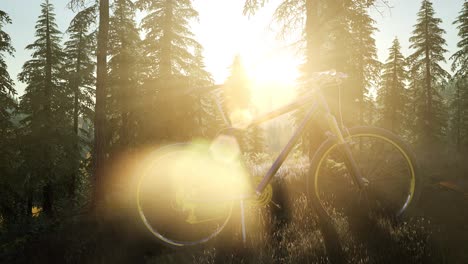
[
  {"left": 307, "top": 126, "right": 422, "bottom": 218},
  {"left": 136, "top": 143, "right": 235, "bottom": 247}
]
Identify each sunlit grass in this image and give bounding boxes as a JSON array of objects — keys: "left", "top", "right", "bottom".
[{"left": 142, "top": 153, "right": 441, "bottom": 264}]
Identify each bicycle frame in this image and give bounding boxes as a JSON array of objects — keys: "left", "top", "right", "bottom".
[{"left": 210, "top": 87, "right": 366, "bottom": 199}]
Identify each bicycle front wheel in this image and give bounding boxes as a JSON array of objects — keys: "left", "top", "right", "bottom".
[
  {"left": 136, "top": 143, "right": 243, "bottom": 247},
  {"left": 308, "top": 126, "right": 421, "bottom": 218}
]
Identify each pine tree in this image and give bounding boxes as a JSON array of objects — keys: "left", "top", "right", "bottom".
[
  {"left": 107, "top": 0, "right": 142, "bottom": 151},
  {"left": 347, "top": 4, "right": 380, "bottom": 126},
  {"left": 451, "top": 1, "right": 468, "bottom": 79},
  {"left": 0, "top": 10, "right": 16, "bottom": 153},
  {"left": 449, "top": 1, "right": 468, "bottom": 152},
  {"left": 0, "top": 11, "right": 16, "bottom": 127},
  {"left": 224, "top": 55, "right": 252, "bottom": 152},
  {"left": 190, "top": 47, "right": 218, "bottom": 138},
  {"left": 250, "top": 0, "right": 378, "bottom": 151},
  {"left": 224, "top": 55, "right": 251, "bottom": 112},
  {"left": 0, "top": 10, "right": 21, "bottom": 224},
  {"left": 377, "top": 38, "right": 409, "bottom": 135},
  {"left": 138, "top": 0, "right": 200, "bottom": 78},
  {"left": 17, "top": 0, "right": 67, "bottom": 216},
  {"left": 93, "top": 0, "right": 109, "bottom": 211},
  {"left": 408, "top": 0, "right": 450, "bottom": 146},
  {"left": 63, "top": 5, "right": 96, "bottom": 198},
  {"left": 137, "top": 0, "right": 212, "bottom": 142},
  {"left": 447, "top": 78, "right": 468, "bottom": 152}
]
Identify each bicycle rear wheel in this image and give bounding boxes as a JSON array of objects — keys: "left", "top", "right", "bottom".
[
  {"left": 136, "top": 143, "right": 245, "bottom": 247},
  {"left": 308, "top": 127, "right": 421, "bottom": 218}
]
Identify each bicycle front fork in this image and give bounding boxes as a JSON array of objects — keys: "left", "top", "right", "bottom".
[{"left": 325, "top": 113, "right": 367, "bottom": 190}]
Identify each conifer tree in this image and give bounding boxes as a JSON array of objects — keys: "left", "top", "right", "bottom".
[
  {"left": 0, "top": 10, "right": 16, "bottom": 152},
  {"left": 190, "top": 47, "right": 219, "bottom": 138},
  {"left": 63, "top": 5, "right": 96, "bottom": 198},
  {"left": 17, "top": 0, "right": 67, "bottom": 216},
  {"left": 377, "top": 38, "right": 409, "bottom": 134},
  {"left": 138, "top": 0, "right": 200, "bottom": 78},
  {"left": 137, "top": 0, "right": 212, "bottom": 142},
  {"left": 107, "top": 0, "right": 142, "bottom": 150},
  {"left": 447, "top": 78, "right": 468, "bottom": 152},
  {"left": 224, "top": 55, "right": 251, "bottom": 112},
  {"left": 93, "top": 0, "right": 110, "bottom": 210},
  {"left": 449, "top": 0, "right": 468, "bottom": 152},
  {"left": 451, "top": 1, "right": 468, "bottom": 79},
  {"left": 347, "top": 4, "right": 380, "bottom": 126},
  {"left": 408, "top": 0, "right": 450, "bottom": 146},
  {"left": 0, "top": 10, "right": 21, "bottom": 224},
  {"left": 224, "top": 55, "right": 253, "bottom": 152},
  {"left": 0, "top": 10, "right": 16, "bottom": 128}
]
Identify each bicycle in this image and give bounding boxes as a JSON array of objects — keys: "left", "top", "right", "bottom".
[{"left": 136, "top": 71, "right": 421, "bottom": 247}]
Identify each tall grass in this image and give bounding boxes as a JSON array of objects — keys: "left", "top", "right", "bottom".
[{"left": 145, "top": 153, "right": 443, "bottom": 264}]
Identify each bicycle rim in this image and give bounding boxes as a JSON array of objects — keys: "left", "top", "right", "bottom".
[
  {"left": 313, "top": 130, "right": 417, "bottom": 217},
  {"left": 136, "top": 145, "right": 235, "bottom": 247}
]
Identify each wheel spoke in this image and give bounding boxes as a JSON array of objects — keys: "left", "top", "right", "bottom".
[{"left": 314, "top": 130, "right": 417, "bottom": 218}]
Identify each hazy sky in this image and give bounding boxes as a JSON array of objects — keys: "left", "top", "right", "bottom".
[{"left": 1, "top": 0, "right": 464, "bottom": 97}]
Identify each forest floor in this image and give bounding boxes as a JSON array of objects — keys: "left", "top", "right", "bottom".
[
  {"left": 417, "top": 178, "right": 468, "bottom": 262},
  {"left": 142, "top": 159, "right": 468, "bottom": 264},
  {"left": 3, "top": 157, "right": 468, "bottom": 264}
]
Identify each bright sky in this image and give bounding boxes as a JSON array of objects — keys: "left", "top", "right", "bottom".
[{"left": 1, "top": 0, "right": 464, "bottom": 102}]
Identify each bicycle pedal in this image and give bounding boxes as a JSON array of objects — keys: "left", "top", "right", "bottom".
[{"left": 361, "top": 177, "right": 370, "bottom": 186}]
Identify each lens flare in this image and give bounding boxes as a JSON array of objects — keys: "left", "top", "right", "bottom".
[
  {"left": 229, "top": 108, "right": 253, "bottom": 129},
  {"left": 136, "top": 140, "right": 250, "bottom": 245}
]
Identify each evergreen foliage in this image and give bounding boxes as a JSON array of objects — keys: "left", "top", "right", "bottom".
[
  {"left": 408, "top": 0, "right": 450, "bottom": 146},
  {"left": 63, "top": 5, "right": 96, "bottom": 198},
  {"left": 449, "top": 1, "right": 468, "bottom": 152},
  {"left": 0, "top": 9, "right": 21, "bottom": 228},
  {"left": 1, "top": 1, "right": 468, "bottom": 262},
  {"left": 377, "top": 38, "right": 409, "bottom": 135},
  {"left": 451, "top": 1, "right": 468, "bottom": 79},
  {"left": 137, "top": 0, "right": 212, "bottom": 142},
  {"left": 347, "top": 4, "right": 380, "bottom": 125},
  {"left": 107, "top": 0, "right": 142, "bottom": 151},
  {"left": 17, "top": 0, "right": 68, "bottom": 216}
]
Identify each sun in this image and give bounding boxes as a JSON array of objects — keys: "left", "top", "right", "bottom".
[
  {"left": 247, "top": 54, "right": 300, "bottom": 85},
  {"left": 239, "top": 51, "right": 301, "bottom": 112}
]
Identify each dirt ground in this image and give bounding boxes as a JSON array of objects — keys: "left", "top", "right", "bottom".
[{"left": 417, "top": 180, "right": 468, "bottom": 262}]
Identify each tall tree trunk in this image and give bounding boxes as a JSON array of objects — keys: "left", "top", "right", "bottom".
[
  {"left": 456, "top": 84, "right": 461, "bottom": 152},
  {"left": 70, "top": 32, "right": 83, "bottom": 199},
  {"left": 42, "top": 182, "right": 53, "bottom": 217},
  {"left": 391, "top": 52, "right": 398, "bottom": 132},
  {"left": 119, "top": 39, "right": 130, "bottom": 149},
  {"left": 305, "top": 0, "right": 320, "bottom": 74},
  {"left": 424, "top": 5, "right": 432, "bottom": 144},
  {"left": 93, "top": 0, "right": 109, "bottom": 212},
  {"left": 43, "top": 1, "right": 54, "bottom": 217},
  {"left": 160, "top": 0, "right": 173, "bottom": 79}
]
